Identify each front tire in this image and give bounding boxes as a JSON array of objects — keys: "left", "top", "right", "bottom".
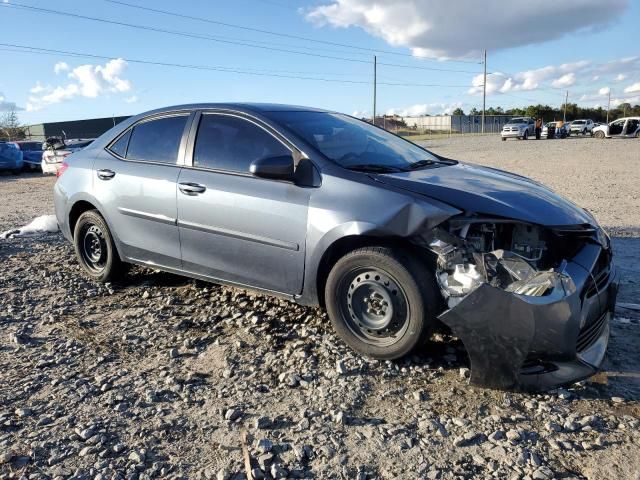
[
  {"left": 594, "top": 131, "right": 605, "bottom": 139},
  {"left": 325, "top": 246, "right": 438, "bottom": 360},
  {"left": 73, "top": 210, "right": 123, "bottom": 282}
]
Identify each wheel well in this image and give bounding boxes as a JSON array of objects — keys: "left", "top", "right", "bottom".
[
  {"left": 69, "top": 200, "right": 97, "bottom": 237},
  {"left": 316, "top": 235, "right": 416, "bottom": 308}
]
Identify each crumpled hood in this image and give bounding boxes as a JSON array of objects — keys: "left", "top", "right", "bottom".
[{"left": 374, "top": 162, "right": 594, "bottom": 226}]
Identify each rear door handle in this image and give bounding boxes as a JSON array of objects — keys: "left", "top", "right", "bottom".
[
  {"left": 97, "top": 169, "right": 116, "bottom": 180},
  {"left": 179, "top": 182, "right": 207, "bottom": 195}
]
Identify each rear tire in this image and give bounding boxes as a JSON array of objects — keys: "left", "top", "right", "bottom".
[
  {"left": 325, "top": 246, "right": 438, "bottom": 360},
  {"left": 73, "top": 210, "right": 124, "bottom": 282},
  {"left": 501, "top": 137, "right": 506, "bottom": 141}
]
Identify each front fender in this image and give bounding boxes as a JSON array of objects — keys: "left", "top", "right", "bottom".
[{"left": 297, "top": 191, "right": 461, "bottom": 306}]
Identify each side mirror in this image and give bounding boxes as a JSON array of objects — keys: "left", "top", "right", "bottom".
[{"left": 250, "top": 154, "right": 294, "bottom": 180}]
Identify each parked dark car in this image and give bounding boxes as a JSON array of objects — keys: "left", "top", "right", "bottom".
[
  {"left": 53, "top": 104, "right": 618, "bottom": 391},
  {"left": 14, "top": 141, "right": 44, "bottom": 171}
]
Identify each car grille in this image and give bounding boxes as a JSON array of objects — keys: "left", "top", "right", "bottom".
[
  {"left": 576, "top": 310, "right": 607, "bottom": 352},
  {"left": 584, "top": 249, "right": 611, "bottom": 298}
]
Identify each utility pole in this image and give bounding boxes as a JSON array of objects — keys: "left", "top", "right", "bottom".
[
  {"left": 372, "top": 55, "right": 377, "bottom": 125},
  {"left": 482, "top": 49, "right": 487, "bottom": 134},
  {"left": 563, "top": 90, "right": 568, "bottom": 122},
  {"left": 606, "top": 89, "right": 611, "bottom": 123}
]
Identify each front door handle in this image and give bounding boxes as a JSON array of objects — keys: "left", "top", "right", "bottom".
[
  {"left": 179, "top": 182, "right": 207, "bottom": 195},
  {"left": 97, "top": 169, "right": 116, "bottom": 180}
]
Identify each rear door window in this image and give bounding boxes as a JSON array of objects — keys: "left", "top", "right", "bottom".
[
  {"left": 126, "top": 115, "right": 188, "bottom": 164},
  {"left": 192, "top": 114, "right": 290, "bottom": 173}
]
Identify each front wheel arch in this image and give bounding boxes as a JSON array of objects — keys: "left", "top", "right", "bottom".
[{"left": 316, "top": 235, "right": 420, "bottom": 309}]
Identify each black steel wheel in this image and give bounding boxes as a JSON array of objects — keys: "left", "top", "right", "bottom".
[
  {"left": 325, "top": 246, "right": 438, "bottom": 360},
  {"left": 73, "top": 209, "right": 123, "bottom": 282}
]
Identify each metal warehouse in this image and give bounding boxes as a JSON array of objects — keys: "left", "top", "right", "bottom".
[{"left": 25, "top": 116, "right": 131, "bottom": 142}]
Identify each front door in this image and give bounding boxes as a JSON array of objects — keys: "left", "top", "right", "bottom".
[
  {"left": 94, "top": 113, "right": 192, "bottom": 268},
  {"left": 609, "top": 119, "right": 625, "bottom": 136},
  {"left": 177, "top": 112, "right": 309, "bottom": 294}
]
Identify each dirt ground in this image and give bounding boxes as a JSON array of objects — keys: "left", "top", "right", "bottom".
[{"left": 1, "top": 135, "right": 639, "bottom": 480}]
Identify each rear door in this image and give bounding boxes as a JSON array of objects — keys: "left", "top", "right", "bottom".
[
  {"left": 624, "top": 118, "right": 639, "bottom": 136},
  {"left": 95, "top": 112, "right": 193, "bottom": 269},
  {"left": 176, "top": 111, "right": 309, "bottom": 294}
]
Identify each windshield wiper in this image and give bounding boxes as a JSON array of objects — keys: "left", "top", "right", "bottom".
[
  {"left": 407, "top": 159, "right": 438, "bottom": 170},
  {"left": 345, "top": 164, "right": 406, "bottom": 173}
]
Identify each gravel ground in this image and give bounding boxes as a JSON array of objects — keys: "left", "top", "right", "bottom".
[{"left": 1, "top": 136, "right": 639, "bottom": 480}]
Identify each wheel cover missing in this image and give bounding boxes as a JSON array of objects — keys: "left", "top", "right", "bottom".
[{"left": 340, "top": 268, "right": 410, "bottom": 346}]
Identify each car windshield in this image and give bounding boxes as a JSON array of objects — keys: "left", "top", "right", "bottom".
[
  {"left": 264, "top": 111, "right": 445, "bottom": 172},
  {"left": 573, "top": 120, "right": 585, "bottom": 124},
  {"left": 507, "top": 118, "right": 527, "bottom": 124}
]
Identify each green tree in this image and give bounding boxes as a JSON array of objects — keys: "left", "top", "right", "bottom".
[{"left": 451, "top": 107, "right": 465, "bottom": 116}]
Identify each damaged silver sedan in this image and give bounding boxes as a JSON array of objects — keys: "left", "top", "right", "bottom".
[{"left": 53, "top": 104, "right": 618, "bottom": 391}]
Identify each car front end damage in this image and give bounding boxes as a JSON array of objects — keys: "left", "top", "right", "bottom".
[{"left": 414, "top": 216, "right": 618, "bottom": 391}]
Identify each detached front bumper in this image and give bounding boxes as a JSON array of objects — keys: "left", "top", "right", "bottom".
[{"left": 439, "top": 242, "right": 618, "bottom": 391}]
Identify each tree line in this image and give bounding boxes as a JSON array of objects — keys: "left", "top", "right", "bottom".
[{"left": 455, "top": 102, "right": 640, "bottom": 122}]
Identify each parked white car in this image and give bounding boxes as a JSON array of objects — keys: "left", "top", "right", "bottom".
[
  {"left": 501, "top": 117, "right": 535, "bottom": 141},
  {"left": 592, "top": 117, "right": 640, "bottom": 139},
  {"left": 570, "top": 119, "right": 595, "bottom": 135},
  {"left": 42, "top": 139, "right": 94, "bottom": 174}
]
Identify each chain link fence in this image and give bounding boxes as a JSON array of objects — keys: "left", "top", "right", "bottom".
[{"left": 376, "top": 114, "right": 514, "bottom": 140}]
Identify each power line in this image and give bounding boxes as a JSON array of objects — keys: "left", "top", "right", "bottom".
[
  {"left": 0, "top": 43, "right": 474, "bottom": 88},
  {"left": 2, "top": 2, "right": 484, "bottom": 74},
  {"left": 104, "top": 0, "right": 483, "bottom": 65}
]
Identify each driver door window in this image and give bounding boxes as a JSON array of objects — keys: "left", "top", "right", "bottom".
[{"left": 193, "top": 114, "right": 290, "bottom": 173}]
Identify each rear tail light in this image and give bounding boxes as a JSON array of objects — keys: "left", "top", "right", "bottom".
[{"left": 56, "top": 162, "right": 69, "bottom": 177}]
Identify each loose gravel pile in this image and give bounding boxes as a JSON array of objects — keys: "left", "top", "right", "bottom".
[{"left": 1, "top": 136, "right": 639, "bottom": 479}]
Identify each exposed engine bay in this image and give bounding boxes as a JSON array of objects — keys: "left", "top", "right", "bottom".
[
  {"left": 415, "top": 218, "right": 585, "bottom": 308},
  {"left": 408, "top": 215, "right": 617, "bottom": 391}
]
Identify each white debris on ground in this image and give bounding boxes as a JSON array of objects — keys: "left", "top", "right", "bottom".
[{"left": 0, "top": 214, "right": 58, "bottom": 239}]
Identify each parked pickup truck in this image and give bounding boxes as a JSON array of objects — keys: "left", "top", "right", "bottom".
[
  {"left": 501, "top": 117, "right": 535, "bottom": 141},
  {"left": 570, "top": 119, "right": 595, "bottom": 135}
]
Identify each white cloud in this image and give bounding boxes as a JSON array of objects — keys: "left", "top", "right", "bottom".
[
  {"left": 54, "top": 62, "right": 69, "bottom": 74},
  {"left": 624, "top": 82, "right": 640, "bottom": 94},
  {"left": 124, "top": 95, "right": 139, "bottom": 103},
  {"left": 386, "top": 102, "right": 464, "bottom": 116},
  {"left": 611, "top": 95, "right": 640, "bottom": 107},
  {"left": 469, "top": 61, "right": 590, "bottom": 95},
  {"left": 551, "top": 72, "right": 576, "bottom": 88},
  {"left": 27, "top": 58, "right": 132, "bottom": 111},
  {"left": 0, "top": 92, "right": 22, "bottom": 112},
  {"left": 29, "top": 82, "right": 47, "bottom": 94},
  {"left": 598, "top": 87, "right": 610, "bottom": 95},
  {"left": 615, "top": 74, "right": 627, "bottom": 82},
  {"left": 305, "top": 0, "right": 628, "bottom": 59}
]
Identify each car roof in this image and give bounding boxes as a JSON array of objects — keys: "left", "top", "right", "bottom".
[{"left": 142, "top": 103, "right": 331, "bottom": 116}]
